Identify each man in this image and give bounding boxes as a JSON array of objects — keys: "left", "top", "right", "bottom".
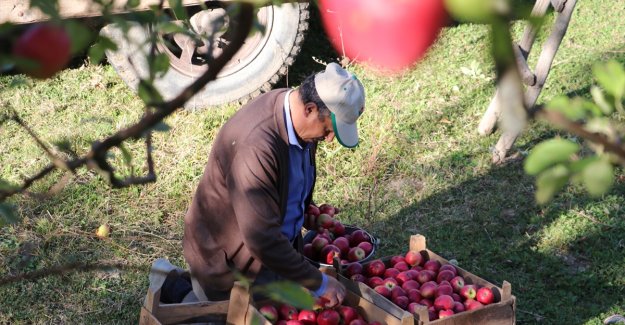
[{"left": 183, "top": 63, "right": 366, "bottom": 307}]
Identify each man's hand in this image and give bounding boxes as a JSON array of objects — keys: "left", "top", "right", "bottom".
[{"left": 318, "top": 276, "right": 346, "bottom": 308}]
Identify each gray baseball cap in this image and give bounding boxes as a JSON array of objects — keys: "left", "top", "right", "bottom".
[{"left": 315, "top": 63, "right": 366, "bottom": 148}]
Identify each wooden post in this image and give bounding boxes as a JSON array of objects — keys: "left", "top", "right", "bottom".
[{"left": 479, "top": 0, "right": 578, "bottom": 162}]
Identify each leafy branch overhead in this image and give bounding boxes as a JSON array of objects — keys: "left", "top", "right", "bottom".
[{"left": 0, "top": 1, "right": 255, "bottom": 225}]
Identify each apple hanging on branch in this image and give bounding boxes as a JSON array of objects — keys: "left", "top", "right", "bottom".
[
  {"left": 318, "top": 0, "right": 449, "bottom": 74},
  {"left": 12, "top": 23, "right": 72, "bottom": 79}
]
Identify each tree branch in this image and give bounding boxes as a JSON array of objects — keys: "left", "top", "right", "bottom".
[
  {"left": 535, "top": 109, "right": 625, "bottom": 162},
  {"left": 0, "top": 3, "right": 254, "bottom": 200}
]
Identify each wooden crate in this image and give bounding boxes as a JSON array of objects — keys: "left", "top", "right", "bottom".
[
  {"left": 139, "top": 277, "right": 229, "bottom": 325},
  {"left": 339, "top": 234, "right": 516, "bottom": 325},
  {"left": 227, "top": 281, "right": 415, "bottom": 325}
]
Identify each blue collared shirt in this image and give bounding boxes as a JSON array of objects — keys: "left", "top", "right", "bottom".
[{"left": 281, "top": 90, "right": 315, "bottom": 242}]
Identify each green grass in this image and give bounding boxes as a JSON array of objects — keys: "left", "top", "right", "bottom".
[{"left": 1, "top": 0, "right": 625, "bottom": 324}]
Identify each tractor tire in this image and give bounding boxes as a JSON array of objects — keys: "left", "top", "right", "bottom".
[{"left": 101, "top": 1, "right": 309, "bottom": 110}]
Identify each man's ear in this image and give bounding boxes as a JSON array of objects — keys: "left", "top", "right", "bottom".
[{"left": 304, "top": 102, "right": 318, "bottom": 117}]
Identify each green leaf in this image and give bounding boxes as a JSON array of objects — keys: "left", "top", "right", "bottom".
[
  {"left": 590, "top": 86, "right": 613, "bottom": 115},
  {"left": 569, "top": 156, "right": 600, "bottom": 174},
  {"left": 546, "top": 96, "right": 586, "bottom": 121},
  {"left": 593, "top": 60, "right": 625, "bottom": 100},
  {"left": 65, "top": 21, "right": 94, "bottom": 55},
  {"left": 582, "top": 158, "right": 614, "bottom": 197},
  {"left": 535, "top": 164, "right": 570, "bottom": 205},
  {"left": 138, "top": 80, "right": 164, "bottom": 104},
  {"left": 89, "top": 35, "right": 118, "bottom": 64},
  {"left": 126, "top": 0, "right": 141, "bottom": 8},
  {"left": 251, "top": 281, "right": 314, "bottom": 310},
  {"left": 524, "top": 139, "right": 580, "bottom": 175},
  {"left": 0, "top": 202, "right": 19, "bottom": 227},
  {"left": 157, "top": 21, "right": 187, "bottom": 34},
  {"left": 168, "top": 0, "right": 188, "bottom": 20},
  {"left": 30, "top": 0, "right": 60, "bottom": 20},
  {"left": 444, "top": 0, "right": 499, "bottom": 23},
  {"left": 151, "top": 53, "right": 170, "bottom": 78}
]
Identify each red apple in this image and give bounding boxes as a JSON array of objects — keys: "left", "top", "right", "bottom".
[
  {"left": 395, "top": 271, "right": 412, "bottom": 285},
  {"left": 465, "top": 299, "right": 484, "bottom": 311},
  {"left": 318, "top": 0, "right": 449, "bottom": 73},
  {"left": 349, "top": 320, "right": 367, "bottom": 325},
  {"left": 420, "top": 298, "right": 433, "bottom": 308},
  {"left": 416, "top": 270, "right": 435, "bottom": 284},
  {"left": 312, "top": 236, "right": 329, "bottom": 253},
  {"left": 348, "top": 247, "right": 367, "bottom": 262},
  {"left": 349, "top": 230, "right": 370, "bottom": 247},
  {"left": 390, "top": 255, "right": 406, "bottom": 266},
  {"left": 390, "top": 286, "right": 407, "bottom": 300},
  {"left": 317, "top": 309, "right": 340, "bottom": 325},
  {"left": 365, "top": 259, "right": 386, "bottom": 277},
  {"left": 451, "top": 293, "right": 461, "bottom": 302},
  {"left": 404, "top": 250, "right": 423, "bottom": 267},
  {"left": 298, "top": 309, "right": 316, "bottom": 324},
  {"left": 460, "top": 285, "right": 477, "bottom": 300},
  {"left": 453, "top": 301, "right": 465, "bottom": 313},
  {"left": 12, "top": 23, "right": 72, "bottom": 79},
  {"left": 423, "top": 260, "right": 441, "bottom": 273},
  {"left": 333, "top": 237, "right": 350, "bottom": 256},
  {"left": 408, "top": 302, "right": 423, "bottom": 314},
  {"left": 407, "top": 289, "right": 422, "bottom": 303},
  {"left": 383, "top": 277, "right": 398, "bottom": 290},
  {"left": 439, "top": 264, "right": 457, "bottom": 276},
  {"left": 306, "top": 204, "right": 320, "bottom": 217},
  {"left": 286, "top": 320, "right": 303, "bottom": 325},
  {"left": 405, "top": 269, "right": 420, "bottom": 280},
  {"left": 434, "top": 295, "right": 454, "bottom": 311},
  {"left": 436, "top": 270, "right": 455, "bottom": 284},
  {"left": 345, "top": 262, "right": 363, "bottom": 277},
  {"left": 318, "top": 204, "right": 335, "bottom": 217},
  {"left": 367, "top": 276, "right": 384, "bottom": 288},
  {"left": 357, "top": 241, "right": 373, "bottom": 256},
  {"left": 476, "top": 287, "right": 495, "bottom": 305},
  {"left": 428, "top": 306, "right": 439, "bottom": 321},
  {"left": 392, "top": 295, "right": 410, "bottom": 310},
  {"left": 374, "top": 285, "right": 391, "bottom": 298},
  {"left": 350, "top": 274, "right": 367, "bottom": 283},
  {"left": 384, "top": 267, "right": 400, "bottom": 279},
  {"left": 331, "top": 221, "right": 346, "bottom": 236},
  {"left": 450, "top": 276, "right": 465, "bottom": 293},
  {"left": 438, "top": 309, "right": 455, "bottom": 319},
  {"left": 321, "top": 244, "right": 341, "bottom": 264},
  {"left": 435, "top": 284, "right": 453, "bottom": 297},
  {"left": 279, "top": 304, "right": 299, "bottom": 320},
  {"left": 419, "top": 281, "right": 437, "bottom": 299},
  {"left": 393, "top": 261, "right": 409, "bottom": 272},
  {"left": 338, "top": 306, "right": 359, "bottom": 324},
  {"left": 303, "top": 243, "right": 314, "bottom": 259},
  {"left": 259, "top": 304, "right": 278, "bottom": 323},
  {"left": 401, "top": 280, "right": 420, "bottom": 292},
  {"left": 316, "top": 214, "right": 334, "bottom": 229}
]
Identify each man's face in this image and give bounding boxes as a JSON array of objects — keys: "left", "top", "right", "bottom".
[{"left": 300, "top": 104, "right": 335, "bottom": 143}]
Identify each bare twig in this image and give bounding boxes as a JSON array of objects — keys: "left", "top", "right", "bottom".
[{"left": 0, "top": 261, "right": 138, "bottom": 286}]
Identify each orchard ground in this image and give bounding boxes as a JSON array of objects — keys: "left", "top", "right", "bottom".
[{"left": 1, "top": 1, "right": 624, "bottom": 324}]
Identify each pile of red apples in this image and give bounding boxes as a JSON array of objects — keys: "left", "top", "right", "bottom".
[
  {"left": 342, "top": 251, "right": 496, "bottom": 321},
  {"left": 303, "top": 203, "right": 374, "bottom": 265},
  {"left": 258, "top": 301, "right": 382, "bottom": 325}
]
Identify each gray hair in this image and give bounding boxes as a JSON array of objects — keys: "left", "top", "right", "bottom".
[{"left": 299, "top": 72, "right": 331, "bottom": 121}]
